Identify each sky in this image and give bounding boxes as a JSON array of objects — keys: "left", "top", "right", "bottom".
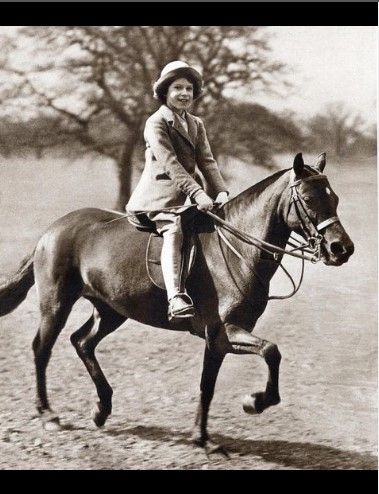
[
  {"left": 257, "top": 26, "right": 377, "bottom": 127},
  {"left": 0, "top": 25, "right": 377, "bottom": 127}
]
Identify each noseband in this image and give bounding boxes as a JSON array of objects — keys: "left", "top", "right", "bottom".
[{"left": 288, "top": 171, "right": 340, "bottom": 262}]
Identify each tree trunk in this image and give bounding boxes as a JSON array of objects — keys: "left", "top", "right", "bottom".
[
  {"left": 115, "top": 145, "right": 134, "bottom": 211},
  {"left": 335, "top": 126, "right": 342, "bottom": 159},
  {"left": 114, "top": 127, "right": 142, "bottom": 211}
]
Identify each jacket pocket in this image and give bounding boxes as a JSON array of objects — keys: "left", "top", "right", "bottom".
[{"left": 155, "top": 172, "right": 171, "bottom": 181}]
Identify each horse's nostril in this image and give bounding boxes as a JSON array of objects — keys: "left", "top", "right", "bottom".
[
  {"left": 347, "top": 242, "right": 355, "bottom": 256},
  {"left": 330, "top": 242, "right": 344, "bottom": 256}
]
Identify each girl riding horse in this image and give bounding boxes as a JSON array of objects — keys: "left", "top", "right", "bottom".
[{"left": 126, "top": 61, "right": 229, "bottom": 321}]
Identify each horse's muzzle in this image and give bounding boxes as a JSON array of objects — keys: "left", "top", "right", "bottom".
[{"left": 322, "top": 238, "right": 355, "bottom": 266}]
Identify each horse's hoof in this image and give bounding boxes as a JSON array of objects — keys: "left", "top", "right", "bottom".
[
  {"left": 242, "top": 393, "right": 265, "bottom": 415},
  {"left": 91, "top": 407, "right": 109, "bottom": 428},
  {"left": 243, "top": 392, "right": 281, "bottom": 414},
  {"left": 191, "top": 432, "right": 208, "bottom": 448}
]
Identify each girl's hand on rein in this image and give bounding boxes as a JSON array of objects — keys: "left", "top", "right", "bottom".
[
  {"left": 214, "top": 191, "right": 229, "bottom": 207},
  {"left": 194, "top": 190, "right": 214, "bottom": 211}
]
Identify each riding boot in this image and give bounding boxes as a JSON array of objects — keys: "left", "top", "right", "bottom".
[{"left": 160, "top": 227, "right": 195, "bottom": 320}]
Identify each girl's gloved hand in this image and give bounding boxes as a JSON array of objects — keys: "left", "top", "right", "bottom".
[
  {"left": 194, "top": 190, "right": 214, "bottom": 211},
  {"left": 214, "top": 191, "right": 229, "bottom": 207}
]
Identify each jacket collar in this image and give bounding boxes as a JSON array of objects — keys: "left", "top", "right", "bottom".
[{"left": 160, "top": 105, "right": 197, "bottom": 148}]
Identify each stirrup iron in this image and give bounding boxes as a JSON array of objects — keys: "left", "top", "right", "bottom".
[{"left": 168, "top": 293, "right": 195, "bottom": 320}]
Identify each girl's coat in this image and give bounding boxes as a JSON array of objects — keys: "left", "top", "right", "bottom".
[{"left": 126, "top": 105, "right": 226, "bottom": 212}]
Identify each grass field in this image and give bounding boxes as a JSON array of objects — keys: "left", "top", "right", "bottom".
[{"left": 0, "top": 151, "right": 377, "bottom": 469}]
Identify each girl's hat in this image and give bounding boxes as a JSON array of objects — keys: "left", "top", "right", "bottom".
[{"left": 153, "top": 61, "right": 203, "bottom": 103}]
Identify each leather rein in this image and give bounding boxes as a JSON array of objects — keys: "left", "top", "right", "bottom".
[
  {"left": 105, "top": 169, "right": 340, "bottom": 300},
  {"left": 206, "top": 170, "right": 340, "bottom": 300}
]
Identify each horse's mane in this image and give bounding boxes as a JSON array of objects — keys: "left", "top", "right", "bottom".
[{"left": 224, "top": 167, "right": 291, "bottom": 217}]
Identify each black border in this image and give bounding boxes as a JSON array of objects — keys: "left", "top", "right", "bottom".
[
  {"left": 0, "top": 2, "right": 377, "bottom": 26},
  {"left": 0, "top": 469, "right": 377, "bottom": 485},
  {"left": 0, "top": 0, "right": 377, "bottom": 479}
]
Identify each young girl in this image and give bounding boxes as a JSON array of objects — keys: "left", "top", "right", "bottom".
[{"left": 126, "top": 61, "right": 229, "bottom": 321}]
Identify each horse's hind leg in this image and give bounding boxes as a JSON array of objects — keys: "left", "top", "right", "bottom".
[
  {"left": 70, "top": 300, "right": 126, "bottom": 427},
  {"left": 33, "top": 298, "right": 74, "bottom": 430}
]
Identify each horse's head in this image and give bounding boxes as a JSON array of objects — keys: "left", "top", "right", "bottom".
[{"left": 285, "top": 153, "right": 354, "bottom": 266}]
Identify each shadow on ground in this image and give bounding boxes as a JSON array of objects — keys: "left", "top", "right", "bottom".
[{"left": 105, "top": 424, "right": 377, "bottom": 470}]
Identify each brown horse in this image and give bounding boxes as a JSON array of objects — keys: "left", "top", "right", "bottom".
[{"left": 0, "top": 153, "right": 354, "bottom": 453}]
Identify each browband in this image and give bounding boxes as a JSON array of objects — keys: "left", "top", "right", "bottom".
[{"left": 290, "top": 174, "right": 328, "bottom": 187}]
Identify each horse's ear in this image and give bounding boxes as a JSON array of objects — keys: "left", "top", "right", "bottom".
[
  {"left": 315, "top": 152, "right": 326, "bottom": 172},
  {"left": 293, "top": 153, "right": 304, "bottom": 176}
]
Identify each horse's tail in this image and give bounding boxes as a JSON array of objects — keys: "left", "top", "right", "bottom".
[{"left": 0, "top": 252, "right": 35, "bottom": 317}]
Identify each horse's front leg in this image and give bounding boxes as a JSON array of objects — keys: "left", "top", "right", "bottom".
[
  {"left": 192, "top": 344, "right": 228, "bottom": 455},
  {"left": 214, "top": 323, "right": 282, "bottom": 415}
]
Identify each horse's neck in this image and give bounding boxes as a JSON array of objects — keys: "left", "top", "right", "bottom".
[
  {"left": 196, "top": 172, "right": 292, "bottom": 313},
  {"left": 223, "top": 171, "right": 291, "bottom": 251}
]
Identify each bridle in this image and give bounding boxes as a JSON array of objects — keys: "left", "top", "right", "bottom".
[
  {"left": 207, "top": 168, "right": 341, "bottom": 300},
  {"left": 287, "top": 169, "right": 340, "bottom": 263}
]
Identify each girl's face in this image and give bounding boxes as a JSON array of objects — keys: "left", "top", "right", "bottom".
[{"left": 166, "top": 78, "right": 193, "bottom": 113}]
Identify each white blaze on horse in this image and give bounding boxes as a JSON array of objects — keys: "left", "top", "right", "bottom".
[{"left": 0, "top": 153, "right": 354, "bottom": 453}]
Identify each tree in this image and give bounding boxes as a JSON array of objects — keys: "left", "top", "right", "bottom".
[
  {"left": 348, "top": 124, "right": 377, "bottom": 157},
  {"left": 305, "top": 102, "right": 366, "bottom": 159},
  {"left": 207, "top": 100, "right": 303, "bottom": 167},
  {"left": 1, "top": 26, "right": 287, "bottom": 209}
]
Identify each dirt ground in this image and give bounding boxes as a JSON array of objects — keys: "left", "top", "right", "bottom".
[{"left": 0, "top": 152, "right": 377, "bottom": 470}]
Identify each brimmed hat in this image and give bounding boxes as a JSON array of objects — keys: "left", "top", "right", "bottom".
[{"left": 153, "top": 61, "right": 203, "bottom": 103}]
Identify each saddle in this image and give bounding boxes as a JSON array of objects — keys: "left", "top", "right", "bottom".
[{"left": 128, "top": 211, "right": 215, "bottom": 290}]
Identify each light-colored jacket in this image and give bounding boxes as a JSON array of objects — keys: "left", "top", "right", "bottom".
[{"left": 126, "top": 105, "right": 227, "bottom": 212}]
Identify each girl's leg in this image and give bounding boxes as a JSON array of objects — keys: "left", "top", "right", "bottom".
[{"left": 149, "top": 212, "right": 194, "bottom": 318}]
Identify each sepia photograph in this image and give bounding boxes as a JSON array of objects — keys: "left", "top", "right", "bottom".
[{"left": 0, "top": 17, "right": 377, "bottom": 470}]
